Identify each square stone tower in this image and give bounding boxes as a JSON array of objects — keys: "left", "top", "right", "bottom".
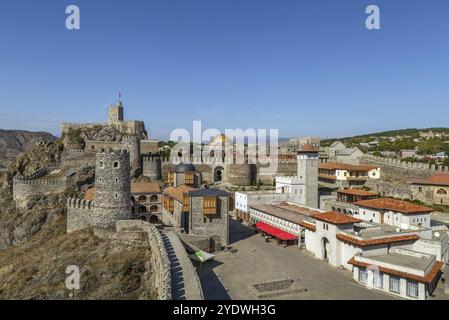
[
  {"left": 109, "top": 101, "right": 124, "bottom": 124},
  {"left": 297, "top": 143, "right": 319, "bottom": 208}
]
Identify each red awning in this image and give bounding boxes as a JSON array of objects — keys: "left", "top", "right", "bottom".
[{"left": 256, "top": 221, "right": 298, "bottom": 241}]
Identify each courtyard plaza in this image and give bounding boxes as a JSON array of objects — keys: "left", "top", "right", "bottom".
[{"left": 196, "top": 218, "right": 449, "bottom": 300}]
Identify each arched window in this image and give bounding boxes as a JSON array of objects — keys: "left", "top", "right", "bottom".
[
  {"left": 150, "top": 195, "right": 158, "bottom": 202},
  {"left": 138, "top": 195, "right": 147, "bottom": 203},
  {"left": 113, "top": 161, "right": 120, "bottom": 168},
  {"left": 437, "top": 188, "right": 447, "bottom": 195}
]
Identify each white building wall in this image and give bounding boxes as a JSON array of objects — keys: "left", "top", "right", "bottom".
[
  {"left": 356, "top": 208, "right": 431, "bottom": 230},
  {"left": 340, "top": 242, "right": 362, "bottom": 270},
  {"left": 235, "top": 191, "right": 289, "bottom": 213},
  {"left": 352, "top": 266, "right": 427, "bottom": 300}
]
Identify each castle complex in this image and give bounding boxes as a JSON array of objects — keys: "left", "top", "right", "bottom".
[
  {"left": 62, "top": 100, "right": 147, "bottom": 140},
  {"left": 9, "top": 98, "right": 449, "bottom": 301}
]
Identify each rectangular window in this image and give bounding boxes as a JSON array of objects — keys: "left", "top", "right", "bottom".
[
  {"left": 358, "top": 268, "right": 368, "bottom": 284},
  {"left": 203, "top": 196, "right": 217, "bottom": 215},
  {"left": 182, "top": 195, "right": 190, "bottom": 212},
  {"left": 167, "top": 172, "right": 174, "bottom": 185},
  {"left": 184, "top": 172, "right": 194, "bottom": 185},
  {"left": 374, "top": 272, "right": 383, "bottom": 289},
  {"left": 389, "top": 276, "right": 400, "bottom": 293},
  {"left": 406, "top": 280, "right": 418, "bottom": 298}
]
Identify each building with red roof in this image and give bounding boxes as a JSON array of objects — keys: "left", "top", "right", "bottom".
[{"left": 411, "top": 173, "right": 449, "bottom": 206}]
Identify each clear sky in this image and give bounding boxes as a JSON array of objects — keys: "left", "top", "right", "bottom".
[{"left": 1, "top": 0, "right": 449, "bottom": 139}]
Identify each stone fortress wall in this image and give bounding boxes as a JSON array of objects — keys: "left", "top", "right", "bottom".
[
  {"left": 66, "top": 198, "right": 95, "bottom": 232},
  {"left": 115, "top": 221, "right": 172, "bottom": 299},
  {"left": 359, "top": 154, "right": 449, "bottom": 200},
  {"left": 140, "top": 155, "right": 297, "bottom": 185},
  {"left": 60, "top": 149, "right": 96, "bottom": 168},
  {"left": 13, "top": 166, "right": 69, "bottom": 208},
  {"left": 361, "top": 154, "right": 449, "bottom": 174},
  {"left": 61, "top": 122, "right": 108, "bottom": 135}
]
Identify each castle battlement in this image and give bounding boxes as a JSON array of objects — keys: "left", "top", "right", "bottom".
[
  {"left": 13, "top": 178, "right": 66, "bottom": 186},
  {"left": 14, "top": 167, "right": 48, "bottom": 181},
  {"left": 62, "top": 122, "right": 107, "bottom": 127},
  {"left": 67, "top": 197, "right": 95, "bottom": 210},
  {"left": 122, "top": 134, "right": 140, "bottom": 140},
  {"left": 142, "top": 155, "right": 161, "bottom": 162},
  {"left": 97, "top": 148, "right": 129, "bottom": 155},
  {"left": 362, "top": 154, "right": 449, "bottom": 173}
]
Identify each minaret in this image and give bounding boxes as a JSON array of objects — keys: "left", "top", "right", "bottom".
[{"left": 297, "top": 143, "right": 319, "bottom": 208}]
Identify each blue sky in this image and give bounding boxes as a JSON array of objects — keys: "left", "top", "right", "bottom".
[{"left": 0, "top": 0, "right": 448, "bottom": 139}]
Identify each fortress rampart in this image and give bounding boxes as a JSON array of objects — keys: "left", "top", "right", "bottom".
[
  {"left": 115, "top": 220, "right": 172, "bottom": 300},
  {"left": 13, "top": 167, "right": 69, "bottom": 208},
  {"left": 359, "top": 154, "right": 449, "bottom": 200},
  {"left": 361, "top": 154, "right": 449, "bottom": 174},
  {"left": 66, "top": 198, "right": 96, "bottom": 232}
]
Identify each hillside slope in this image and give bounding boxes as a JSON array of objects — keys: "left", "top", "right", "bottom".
[{"left": 0, "top": 129, "right": 57, "bottom": 164}]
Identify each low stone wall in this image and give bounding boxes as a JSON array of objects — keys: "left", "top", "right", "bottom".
[
  {"left": 178, "top": 233, "right": 211, "bottom": 253},
  {"left": 115, "top": 220, "right": 172, "bottom": 300}
]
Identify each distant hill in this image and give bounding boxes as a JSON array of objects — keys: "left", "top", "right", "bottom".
[
  {"left": 0, "top": 129, "right": 57, "bottom": 163},
  {"left": 321, "top": 127, "right": 449, "bottom": 158},
  {"left": 322, "top": 128, "right": 449, "bottom": 145},
  {"left": 324, "top": 127, "right": 449, "bottom": 142}
]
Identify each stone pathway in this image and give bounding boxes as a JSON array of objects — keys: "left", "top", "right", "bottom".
[{"left": 161, "top": 231, "right": 203, "bottom": 300}]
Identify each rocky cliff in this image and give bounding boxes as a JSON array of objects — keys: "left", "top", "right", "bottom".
[{"left": 0, "top": 137, "right": 157, "bottom": 299}]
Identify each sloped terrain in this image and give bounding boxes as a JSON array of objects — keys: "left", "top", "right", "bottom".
[{"left": 0, "top": 129, "right": 57, "bottom": 164}]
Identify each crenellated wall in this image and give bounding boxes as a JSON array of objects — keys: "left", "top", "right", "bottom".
[
  {"left": 361, "top": 154, "right": 449, "bottom": 175},
  {"left": 61, "top": 149, "right": 96, "bottom": 168},
  {"left": 66, "top": 198, "right": 96, "bottom": 232},
  {"left": 359, "top": 154, "right": 449, "bottom": 200},
  {"left": 13, "top": 167, "right": 68, "bottom": 208}
]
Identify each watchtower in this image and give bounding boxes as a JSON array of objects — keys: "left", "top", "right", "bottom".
[
  {"left": 108, "top": 101, "right": 124, "bottom": 124},
  {"left": 122, "top": 134, "right": 142, "bottom": 175},
  {"left": 297, "top": 143, "right": 319, "bottom": 208},
  {"left": 93, "top": 149, "right": 132, "bottom": 228}
]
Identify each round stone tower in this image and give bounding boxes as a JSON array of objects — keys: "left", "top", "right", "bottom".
[
  {"left": 93, "top": 149, "right": 132, "bottom": 228},
  {"left": 122, "top": 134, "right": 142, "bottom": 176}
]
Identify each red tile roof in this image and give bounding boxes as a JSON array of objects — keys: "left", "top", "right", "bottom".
[
  {"left": 163, "top": 185, "right": 195, "bottom": 203},
  {"left": 299, "top": 143, "right": 317, "bottom": 152},
  {"left": 412, "top": 173, "right": 449, "bottom": 186},
  {"left": 354, "top": 198, "right": 434, "bottom": 214},
  {"left": 298, "top": 220, "right": 316, "bottom": 231},
  {"left": 348, "top": 257, "right": 443, "bottom": 284},
  {"left": 337, "top": 188, "right": 379, "bottom": 197},
  {"left": 319, "top": 163, "right": 378, "bottom": 171},
  {"left": 311, "top": 211, "right": 362, "bottom": 225},
  {"left": 337, "top": 233, "right": 419, "bottom": 247},
  {"left": 130, "top": 182, "right": 161, "bottom": 194}
]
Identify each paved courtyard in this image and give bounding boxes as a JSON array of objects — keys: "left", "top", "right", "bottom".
[{"left": 197, "top": 219, "right": 403, "bottom": 300}]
